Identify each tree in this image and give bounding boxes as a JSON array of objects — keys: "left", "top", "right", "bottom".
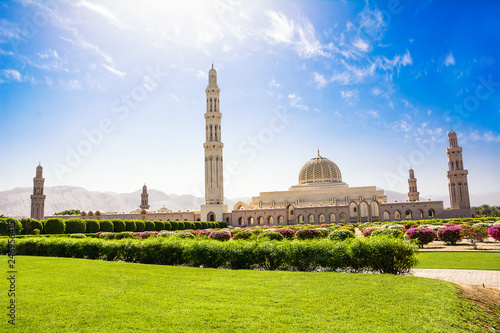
[{"left": 54, "top": 209, "right": 81, "bottom": 216}]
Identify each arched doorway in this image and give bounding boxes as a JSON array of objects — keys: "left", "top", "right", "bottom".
[
  {"left": 207, "top": 212, "right": 215, "bottom": 222},
  {"left": 287, "top": 205, "right": 295, "bottom": 225}
]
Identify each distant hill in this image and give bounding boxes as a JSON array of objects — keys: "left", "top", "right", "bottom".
[
  {"left": 1, "top": 186, "right": 498, "bottom": 218},
  {"left": 0, "top": 186, "right": 250, "bottom": 218}
]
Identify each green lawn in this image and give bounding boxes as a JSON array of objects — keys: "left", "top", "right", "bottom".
[
  {"left": 1, "top": 256, "right": 497, "bottom": 332},
  {"left": 416, "top": 252, "right": 500, "bottom": 270}
]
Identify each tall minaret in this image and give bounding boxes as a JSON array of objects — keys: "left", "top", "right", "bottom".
[
  {"left": 140, "top": 184, "right": 150, "bottom": 210},
  {"left": 200, "top": 65, "right": 228, "bottom": 222},
  {"left": 408, "top": 167, "right": 419, "bottom": 202},
  {"left": 446, "top": 129, "right": 470, "bottom": 209},
  {"left": 30, "top": 164, "right": 46, "bottom": 220}
]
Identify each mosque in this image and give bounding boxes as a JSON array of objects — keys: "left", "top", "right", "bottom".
[{"left": 34, "top": 66, "right": 475, "bottom": 225}]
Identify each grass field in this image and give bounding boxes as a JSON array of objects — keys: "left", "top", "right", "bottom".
[
  {"left": 416, "top": 252, "right": 500, "bottom": 270},
  {"left": 1, "top": 256, "right": 498, "bottom": 332}
]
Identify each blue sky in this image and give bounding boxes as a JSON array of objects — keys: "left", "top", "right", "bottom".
[{"left": 0, "top": 0, "right": 499, "bottom": 204}]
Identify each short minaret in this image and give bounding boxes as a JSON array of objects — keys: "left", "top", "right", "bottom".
[
  {"left": 200, "top": 65, "right": 228, "bottom": 222},
  {"left": 30, "top": 164, "right": 46, "bottom": 220},
  {"left": 140, "top": 184, "right": 150, "bottom": 210},
  {"left": 446, "top": 129, "right": 471, "bottom": 209},
  {"left": 408, "top": 167, "right": 419, "bottom": 202}
]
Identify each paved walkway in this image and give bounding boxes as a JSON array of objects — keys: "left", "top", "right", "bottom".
[{"left": 411, "top": 269, "right": 499, "bottom": 288}]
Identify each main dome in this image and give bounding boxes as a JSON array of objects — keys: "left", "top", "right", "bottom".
[{"left": 298, "top": 154, "right": 342, "bottom": 184}]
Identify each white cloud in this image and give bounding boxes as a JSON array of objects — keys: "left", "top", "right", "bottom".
[
  {"left": 288, "top": 93, "right": 309, "bottom": 110},
  {"left": 103, "top": 64, "right": 126, "bottom": 78},
  {"left": 444, "top": 51, "right": 455, "bottom": 66},
  {"left": 352, "top": 38, "right": 370, "bottom": 52},
  {"left": 341, "top": 89, "right": 359, "bottom": 106},
  {"left": 268, "top": 78, "right": 281, "bottom": 88},
  {"left": 67, "top": 79, "right": 82, "bottom": 90},
  {"left": 264, "top": 11, "right": 325, "bottom": 58},
  {"left": 313, "top": 73, "right": 328, "bottom": 88},
  {"left": 76, "top": 1, "right": 132, "bottom": 30},
  {"left": 2, "top": 69, "right": 22, "bottom": 82},
  {"left": 368, "top": 110, "right": 379, "bottom": 119}
]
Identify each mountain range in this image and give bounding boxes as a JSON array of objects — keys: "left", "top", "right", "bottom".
[{"left": 1, "top": 186, "right": 498, "bottom": 218}]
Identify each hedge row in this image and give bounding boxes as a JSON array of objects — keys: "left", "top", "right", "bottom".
[
  {"left": 0, "top": 218, "right": 226, "bottom": 235},
  {"left": 0, "top": 236, "right": 418, "bottom": 274}
]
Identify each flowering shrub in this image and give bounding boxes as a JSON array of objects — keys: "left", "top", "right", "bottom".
[
  {"left": 233, "top": 229, "right": 253, "bottom": 240},
  {"left": 404, "top": 222, "right": 418, "bottom": 230},
  {"left": 134, "top": 231, "right": 157, "bottom": 239},
  {"left": 69, "top": 233, "right": 86, "bottom": 238},
  {"left": 209, "top": 230, "right": 232, "bottom": 241},
  {"left": 175, "top": 232, "right": 196, "bottom": 239},
  {"left": 97, "top": 232, "right": 115, "bottom": 239},
  {"left": 276, "top": 228, "right": 294, "bottom": 239},
  {"left": 196, "top": 230, "right": 212, "bottom": 238},
  {"left": 328, "top": 229, "right": 355, "bottom": 241},
  {"left": 405, "top": 227, "right": 436, "bottom": 248},
  {"left": 488, "top": 225, "right": 500, "bottom": 241},
  {"left": 385, "top": 224, "right": 405, "bottom": 230},
  {"left": 315, "top": 228, "right": 330, "bottom": 237},
  {"left": 473, "top": 222, "right": 493, "bottom": 228},
  {"left": 157, "top": 231, "right": 175, "bottom": 238},
  {"left": 257, "top": 230, "right": 284, "bottom": 241},
  {"left": 363, "top": 227, "right": 381, "bottom": 237},
  {"left": 295, "top": 228, "right": 323, "bottom": 240},
  {"left": 371, "top": 229, "right": 403, "bottom": 238},
  {"left": 437, "top": 226, "right": 462, "bottom": 245},
  {"left": 115, "top": 231, "right": 134, "bottom": 239},
  {"left": 461, "top": 225, "right": 489, "bottom": 249}
]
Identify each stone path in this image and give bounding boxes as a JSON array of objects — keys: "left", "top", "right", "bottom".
[{"left": 411, "top": 269, "right": 500, "bottom": 289}]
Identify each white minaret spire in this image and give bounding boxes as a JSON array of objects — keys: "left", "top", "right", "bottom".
[
  {"left": 200, "top": 65, "right": 228, "bottom": 222},
  {"left": 408, "top": 167, "right": 420, "bottom": 202}
]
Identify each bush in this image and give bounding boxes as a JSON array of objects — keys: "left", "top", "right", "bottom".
[
  {"left": 184, "top": 221, "right": 194, "bottom": 230},
  {"left": 437, "top": 226, "right": 462, "bottom": 245},
  {"left": 97, "top": 232, "right": 115, "bottom": 239},
  {"left": 371, "top": 229, "right": 403, "bottom": 238},
  {"left": 200, "top": 222, "right": 208, "bottom": 229},
  {"left": 134, "top": 231, "right": 157, "bottom": 239},
  {"left": 144, "top": 221, "right": 155, "bottom": 231},
  {"left": 0, "top": 236, "right": 419, "bottom": 274},
  {"left": 276, "top": 228, "right": 294, "bottom": 239},
  {"left": 257, "top": 230, "right": 284, "bottom": 241},
  {"left": 44, "top": 218, "right": 65, "bottom": 234},
  {"left": 163, "top": 221, "right": 171, "bottom": 231},
  {"left": 33, "top": 229, "right": 40, "bottom": 235},
  {"left": 157, "top": 231, "right": 175, "bottom": 238},
  {"left": 404, "top": 222, "right": 418, "bottom": 230},
  {"left": 363, "top": 227, "right": 381, "bottom": 237},
  {"left": 124, "top": 220, "right": 136, "bottom": 232},
  {"left": 177, "top": 221, "right": 186, "bottom": 230},
  {"left": 405, "top": 227, "right": 436, "bottom": 248},
  {"left": 115, "top": 232, "right": 134, "bottom": 240},
  {"left": 112, "top": 219, "right": 126, "bottom": 232},
  {"left": 154, "top": 221, "right": 165, "bottom": 231},
  {"left": 209, "top": 230, "right": 232, "bottom": 241},
  {"left": 328, "top": 229, "right": 355, "bottom": 241},
  {"left": 461, "top": 225, "right": 489, "bottom": 249},
  {"left": 170, "top": 221, "right": 179, "bottom": 231},
  {"left": 65, "top": 219, "right": 86, "bottom": 234},
  {"left": 296, "top": 228, "right": 323, "bottom": 240},
  {"left": 175, "top": 232, "right": 196, "bottom": 239},
  {"left": 135, "top": 220, "right": 145, "bottom": 232},
  {"left": 21, "top": 218, "right": 40, "bottom": 234},
  {"left": 194, "top": 222, "right": 202, "bottom": 230},
  {"left": 488, "top": 225, "right": 500, "bottom": 241},
  {"left": 85, "top": 219, "right": 100, "bottom": 233},
  {"left": 69, "top": 233, "right": 86, "bottom": 238},
  {"left": 233, "top": 229, "right": 253, "bottom": 240},
  {"left": 219, "top": 222, "right": 228, "bottom": 228},
  {"left": 99, "top": 220, "right": 114, "bottom": 232},
  {"left": 0, "top": 218, "right": 23, "bottom": 236}
]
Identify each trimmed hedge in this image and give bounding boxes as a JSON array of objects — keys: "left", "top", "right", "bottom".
[
  {"left": 170, "top": 221, "right": 179, "bottom": 231},
  {"left": 99, "top": 220, "right": 114, "bottom": 232},
  {"left": 124, "top": 220, "right": 136, "bottom": 232},
  {"left": 85, "top": 220, "right": 100, "bottom": 233},
  {"left": 135, "top": 221, "right": 145, "bottom": 232},
  {"left": 65, "top": 219, "right": 86, "bottom": 234},
  {"left": 112, "top": 219, "right": 126, "bottom": 232},
  {"left": 45, "top": 218, "right": 65, "bottom": 234},
  {"left": 154, "top": 221, "right": 165, "bottom": 231},
  {"left": 0, "top": 237, "right": 418, "bottom": 275},
  {"left": 144, "top": 221, "right": 155, "bottom": 231},
  {"left": 0, "top": 218, "right": 23, "bottom": 236}
]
